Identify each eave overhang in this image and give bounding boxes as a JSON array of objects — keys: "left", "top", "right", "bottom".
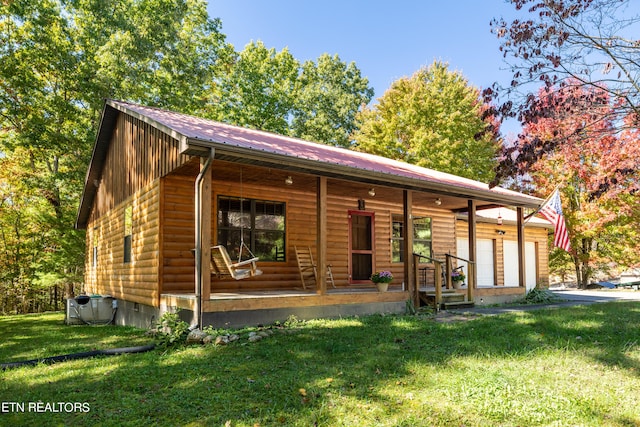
[{"left": 184, "top": 136, "right": 542, "bottom": 209}]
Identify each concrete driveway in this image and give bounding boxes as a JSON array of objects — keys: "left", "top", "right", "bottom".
[
  {"left": 446, "top": 288, "right": 640, "bottom": 318},
  {"left": 550, "top": 288, "right": 640, "bottom": 302}
]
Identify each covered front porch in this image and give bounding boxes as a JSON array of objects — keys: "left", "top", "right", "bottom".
[{"left": 157, "top": 155, "right": 538, "bottom": 327}]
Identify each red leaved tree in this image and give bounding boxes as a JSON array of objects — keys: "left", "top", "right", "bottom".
[
  {"left": 516, "top": 83, "right": 640, "bottom": 287},
  {"left": 486, "top": 0, "right": 640, "bottom": 193}
]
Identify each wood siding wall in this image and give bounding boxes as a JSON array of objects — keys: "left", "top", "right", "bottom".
[
  {"left": 161, "top": 174, "right": 197, "bottom": 294},
  {"left": 83, "top": 111, "right": 194, "bottom": 306},
  {"left": 88, "top": 112, "right": 191, "bottom": 224},
  {"left": 456, "top": 222, "right": 550, "bottom": 287},
  {"left": 84, "top": 180, "right": 161, "bottom": 306},
  {"left": 82, "top": 112, "right": 549, "bottom": 307}
]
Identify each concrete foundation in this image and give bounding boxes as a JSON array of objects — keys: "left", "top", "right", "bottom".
[
  {"left": 113, "top": 299, "right": 161, "bottom": 330},
  {"left": 115, "top": 299, "right": 407, "bottom": 329},
  {"left": 201, "top": 301, "right": 407, "bottom": 328},
  {"left": 473, "top": 293, "right": 522, "bottom": 306}
]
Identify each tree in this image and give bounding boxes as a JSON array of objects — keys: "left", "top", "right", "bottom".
[
  {"left": 519, "top": 84, "right": 640, "bottom": 287},
  {"left": 486, "top": 0, "right": 640, "bottom": 190},
  {"left": 353, "top": 61, "right": 499, "bottom": 182},
  {"left": 0, "top": 1, "right": 372, "bottom": 312},
  {"left": 0, "top": 0, "right": 229, "bottom": 312},
  {"left": 73, "top": 0, "right": 231, "bottom": 116},
  {"left": 206, "top": 41, "right": 300, "bottom": 135},
  {"left": 292, "top": 53, "right": 374, "bottom": 148},
  {"left": 206, "top": 43, "right": 374, "bottom": 146}
]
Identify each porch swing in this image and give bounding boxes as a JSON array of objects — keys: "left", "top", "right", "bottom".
[{"left": 210, "top": 168, "right": 263, "bottom": 280}]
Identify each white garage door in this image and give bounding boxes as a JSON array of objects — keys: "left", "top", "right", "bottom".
[
  {"left": 503, "top": 241, "right": 537, "bottom": 290},
  {"left": 457, "top": 239, "right": 495, "bottom": 287}
]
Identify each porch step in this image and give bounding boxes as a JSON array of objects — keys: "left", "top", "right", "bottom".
[
  {"left": 420, "top": 289, "right": 474, "bottom": 310},
  {"left": 441, "top": 300, "right": 475, "bottom": 310}
]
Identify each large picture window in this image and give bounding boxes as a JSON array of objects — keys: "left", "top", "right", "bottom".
[
  {"left": 392, "top": 215, "right": 432, "bottom": 262},
  {"left": 217, "top": 196, "right": 286, "bottom": 262}
]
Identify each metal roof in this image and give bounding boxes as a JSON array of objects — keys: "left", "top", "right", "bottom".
[{"left": 76, "top": 100, "right": 544, "bottom": 228}]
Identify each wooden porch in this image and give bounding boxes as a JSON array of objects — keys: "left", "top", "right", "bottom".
[
  {"left": 160, "top": 286, "right": 410, "bottom": 327},
  {"left": 163, "top": 286, "right": 407, "bottom": 312}
]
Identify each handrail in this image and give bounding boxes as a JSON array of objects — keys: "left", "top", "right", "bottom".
[
  {"left": 413, "top": 253, "right": 443, "bottom": 264},
  {"left": 413, "top": 253, "right": 443, "bottom": 310},
  {"left": 444, "top": 253, "right": 475, "bottom": 303},
  {"left": 446, "top": 253, "right": 474, "bottom": 263},
  {"left": 412, "top": 253, "right": 477, "bottom": 310}
]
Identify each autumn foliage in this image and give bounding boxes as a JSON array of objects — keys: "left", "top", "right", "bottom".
[{"left": 515, "top": 83, "right": 640, "bottom": 286}]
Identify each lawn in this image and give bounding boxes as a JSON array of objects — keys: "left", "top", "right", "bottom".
[{"left": 1, "top": 303, "right": 639, "bottom": 426}]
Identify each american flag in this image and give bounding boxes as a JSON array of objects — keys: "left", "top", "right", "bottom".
[{"left": 539, "top": 190, "right": 571, "bottom": 252}]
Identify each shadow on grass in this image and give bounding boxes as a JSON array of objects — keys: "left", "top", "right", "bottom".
[
  {"left": 0, "top": 312, "right": 150, "bottom": 362},
  {"left": 1, "top": 302, "right": 639, "bottom": 426}
]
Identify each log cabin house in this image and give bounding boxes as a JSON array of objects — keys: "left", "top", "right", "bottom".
[{"left": 75, "top": 100, "right": 549, "bottom": 328}]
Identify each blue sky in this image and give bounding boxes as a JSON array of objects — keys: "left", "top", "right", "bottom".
[{"left": 206, "top": 0, "right": 519, "bottom": 102}]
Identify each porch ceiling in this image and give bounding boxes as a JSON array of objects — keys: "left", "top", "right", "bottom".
[{"left": 176, "top": 160, "right": 504, "bottom": 211}]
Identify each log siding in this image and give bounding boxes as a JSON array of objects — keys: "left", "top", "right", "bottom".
[
  {"left": 456, "top": 221, "right": 550, "bottom": 288},
  {"left": 85, "top": 180, "right": 161, "bottom": 306}
]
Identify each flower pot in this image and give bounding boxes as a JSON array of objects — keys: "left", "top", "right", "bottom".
[
  {"left": 452, "top": 281, "right": 463, "bottom": 289},
  {"left": 376, "top": 282, "right": 389, "bottom": 292}
]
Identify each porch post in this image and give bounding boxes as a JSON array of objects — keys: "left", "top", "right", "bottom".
[
  {"left": 517, "top": 206, "right": 526, "bottom": 288},
  {"left": 403, "top": 190, "right": 417, "bottom": 308},
  {"left": 316, "top": 177, "right": 327, "bottom": 295},
  {"left": 467, "top": 199, "right": 477, "bottom": 301}
]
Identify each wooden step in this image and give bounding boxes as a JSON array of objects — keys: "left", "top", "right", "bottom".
[
  {"left": 441, "top": 300, "right": 475, "bottom": 310},
  {"left": 420, "top": 290, "right": 473, "bottom": 310},
  {"left": 442, "top": 293, "right": 465, "bottom": 303}
]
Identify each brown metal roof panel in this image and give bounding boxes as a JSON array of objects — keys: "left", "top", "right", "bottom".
[{"left": 105, "top": 100, "right": 542, "bottom": 207}]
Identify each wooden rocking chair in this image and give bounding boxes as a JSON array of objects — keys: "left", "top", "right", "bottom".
[
  {"left": 211, "top": 245, "right": 263, "bottom": 280},
  {"left": 294, "top": 246, "right": 336, "bottom": 289}
]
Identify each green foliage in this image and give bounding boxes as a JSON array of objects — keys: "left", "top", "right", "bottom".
[
  {"left": 154, "top": 310, "right": 190, "bottom": 348},
  {"left": 292, "top": 54, "right": 374, "bottom": 147},
  {"left": 0, "top": 0, "right": 230, "bottom": 312},
  {"left": 206, "top": 42, "right": 373, "bottom": 146},
  {"left": 353, "top": 61, "right": 499, "bottom": 181},
  {"left": 514, "top": 287, "right": 560, "bottom": 305},
  {"left": 207, "top": 41, "right": 300, "bottom": 134},
  {"left": 283, "top": 314, "right": 303, "bottom": 328}
]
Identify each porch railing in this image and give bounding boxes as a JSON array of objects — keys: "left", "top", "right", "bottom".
[
  {"left": 412, "top": 253, "right": 443, "bottom": 308},
  {"left": 444, "top": 253, "right": 475, "bottom": 305},
  {"left": 412, "top": 253, "right": 475, "bottom": 309}
]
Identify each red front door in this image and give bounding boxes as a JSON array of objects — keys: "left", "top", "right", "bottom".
[{"left": 349, "top": 211, "right": 374, "bottom": 283}]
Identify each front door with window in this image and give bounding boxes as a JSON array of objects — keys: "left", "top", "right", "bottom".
[{"left": 349, "top": 211, "right": 374, "bottom": 283}]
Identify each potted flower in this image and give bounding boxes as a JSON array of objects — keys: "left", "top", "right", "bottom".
[
  {"left": 451, "top": 269, "right": 465, "bottom": 289},
  {"left": 371, "top": 270, "right": 393, "bottom": 292}
]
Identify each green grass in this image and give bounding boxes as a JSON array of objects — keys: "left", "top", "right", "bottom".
[{"left": 1, "top": 303, "right": 640, "bottom": 426}]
